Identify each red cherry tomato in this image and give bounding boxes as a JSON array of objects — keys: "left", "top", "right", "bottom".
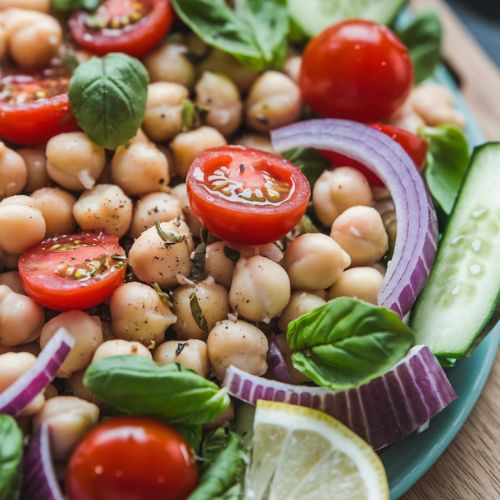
[
  {"left": 0, "top": 68, "right": 78, "bottom": 146},
  {"left": 69, "top": 0, "right": 173, "bottom": 57},
  {"left": 300, "top": 20, "right": 414, "bottom": 122},
  {"left": 66, "top": 417, "right": 198, "bottom": 500},
  {"left": 321, "top": 123, "right": 428, "bottom": 186},
  {"left": 19, "top": 233, "right": 126, "bottom": 311},
  {"left": 186, "top": 146, "right": 310, "bottom": 245}
]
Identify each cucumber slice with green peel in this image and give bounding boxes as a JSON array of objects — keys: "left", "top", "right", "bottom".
[
  {"left": 287, "top": 0, "right": 408, "bottom": 37},
  {"left": 410, "top": 143, "right": 500, "bottom": 359}
]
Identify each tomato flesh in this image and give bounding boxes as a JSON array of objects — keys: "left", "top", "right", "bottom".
[
  {"left": 18, "top": 233, "right": 126, "bottom": 311},
  {"left": 300, "top": 20, "right": 414, "bottom": 122},
  {"left": 66, "top": 417, "right": 198, "bottom": 500},
  {"left": 69, "top": 0, "right": 173, "bottom": 57},
  {"left": 322, "top": 123, "right": 428, "bottom": 187},
  {"left": 187, "top": 146, "right": 310, "bottom": 245},
  {"left": 0, "top": 68, "right": 78, "bottom": 146}
]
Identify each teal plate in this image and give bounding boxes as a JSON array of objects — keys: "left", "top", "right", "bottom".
[{"left": 381, "top": 64, "right": 500, "bottom": 499}]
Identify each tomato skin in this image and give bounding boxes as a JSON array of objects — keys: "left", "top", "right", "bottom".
[
  {"left": 18, "top": 233, "right": 126, "bottom": 311},
  {"left": 321, "top": 123, "right": 428, "bottom": 186},
  {"left": 66, "top": 417, "right": 198, "bottom": 500},
  {"left": 300, "top": 20, "right": 414, "bottom": 122},
  {"left": 69, "top": 0, "right": 173, "bottom": 57},
  {"left": 187, "top": 146, "right": 310, "bottom": 245}
]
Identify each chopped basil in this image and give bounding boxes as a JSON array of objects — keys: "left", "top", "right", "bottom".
[
  {"left": 182, "top": 99, "right": 208, "bottom": 131},
  {"left": 281, "top": 148, "right": 330, "bottom": 192},
  {"left": 190, "top": 227, "right": 208, "bottom": 281},
  {"left": 0, "top": 415, "right": 23, "bottom": 500},
  {"left": 152, "top": 282, "right": 173, "bottom": 308},
  {"left": 155, "top": 221, "right": 186, "bottom": 246},
  {"left": 189, "top": 293, "right": 209, "bottom": 333},
  {"left": 223, "top": 246, "right": 240, "bottom": 262},
  {"left": 52, "top": 0, "right": 101, "bottom": 12}
]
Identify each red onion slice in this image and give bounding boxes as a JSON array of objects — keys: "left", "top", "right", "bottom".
[
  {"left": 22, "top": 423, "right": 64, "bottom": 500},
  {"left": 266, "top": 333, "right": 292, "bottom": 383},
  {"left": 224, "top": 345, "right": 456, "bottom": 450},
  {"left": 0, "top": 328, "right": 73, "bottom": 416},
  {"left": 271, "top": 120, "right": 438, "bottom": 316}
]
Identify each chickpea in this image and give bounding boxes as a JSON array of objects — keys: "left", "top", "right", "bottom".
[
  {"left": 229, "top": 256, "right": 290, "bottom": 322},
  {"left": 31, "top": 187, "right": 76, "bottom": 237},
  {"left": 0, "top": 194, "right": 34, "bottom": 208},
  {"left": 283, "top": 55, "right": 301, "bottom": 84},
  {"left": 235, "top": 133, "right": 274, "bottom": 153},
  {"left": 195, "top": 72, "right": 242, "bottom": 136},
  {"left": 389, "top": 103, "right": 425, "bottom": 135},
  {"left": 312, "top": 168, "right": 373, "bottom": 228},
  {"left": 131, "top": 192, "right": 182, "bottom": 239},
  {"left": 172, "top": 278, "right": 230, "bottom": 340},
  {"left": 0, "top": 271, "right": 24, "bottom": 294},
  {"left": 0, "top": 1, "right": 50, "bottom": 12},
  {"left": 111, "top": 136, "right": 170, "bottom": 196},
  {"left": 73, "top": 184, "right": 132, "bottom": 238},
  {"left": 40, "top": 311, "right": 103, "bottom": 378},
  {"left": 33, "top": 396, "right": 99, "bottom": 460},
  {"left": 154, "top": 339, "right": 209, "bottom": 377},
  {"left": 0, "top": 203, "right": 45, "bottom": 254},
  {"left": 0, "top": 352, "right": 45, "bottom": 415},
  {"left": 274, "top": 334, "right": 309, "bottom": 385},
  {"left": 45, "top": 384, "right": 58, "bottom": 399},
  {"left": 110, "top": 282, "right": 177, "bottom": 347},
  {"left": 3, "top": 8, "right": 62, "bottom": 67},
  {"left": 170, "top": 183, "right": 202, "bottom": 237},
  {"left": 283, "top": 233, "right": 351, "bottom": 291},
  {"left": 204, "top": 241, "right": 236, "bottom": 288},
  {"left": 68, "top": 370, "right": 97, "bottom": 404},
  {"left": 144, "top": 42, "right": 196, "bottom": 88},
  {"left": 207, "top": 319, "right": 268, "bottom": 379},
  {"left": 232, "top": 241, "right": 283, "bottom": 263},
  {"left": 143, "top": 82, "right": 189, "bottom": 142},
  {"left": 92, "top": 339, "right": 152, "bottom": 362},
  {"left": 331, "top": 206, "right": 389, "bottom": 266},
  {"left": 170, "top": 126, "right": 227, "bottom": 178},
  {"left": 278, "top": 291, "right": 325, "bottom": 333},
  {"left": 17, "top": 148, "right": 50, "bottom": 193},
  {"left": 245, "top": 71, "right": 301, "bottom": 132},
  {"left": 46, "top": 132, "right": 105, "bottom": 191},
  {"left": 327, "top": 267, "right": 384, "bottom": 305},
  {"left": 0, "top": 142, "right": 27, "bottom": 198}
]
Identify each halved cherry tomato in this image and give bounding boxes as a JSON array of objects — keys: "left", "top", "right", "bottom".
[
  {"left": 18, "top": 233, "right": 126, "bottom": 311},
  {"left": 69, "top": 0, "right": 173, "bottom": 57},
  {"left": 0, "top": 68, "right": 78, "bottom": 146},
  {"left": 300, "top": 20, "right": 414, "bottom": 122},
  {"left": 66, "top": 417, "right": 198, "bottom": 500},
  {"left": 187, "top": 146, "right": 310, "bottom": 245},
  {"left": 322, "top": 123, "right": 429, "bottom": 186}
]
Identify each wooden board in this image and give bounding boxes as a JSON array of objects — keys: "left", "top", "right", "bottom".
[{"left": 405, "top": 1, "right": 500, "bottom": 498}]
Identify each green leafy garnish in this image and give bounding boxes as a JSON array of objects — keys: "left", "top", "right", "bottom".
[
  {"left": 223, "top": 246, "right": 241, "bottom": 262},
  {"left": 170, "top": 0, "right": 289, "bottom": 71},
  {"left": 281, "top": 148, "right": 330, "bottom": 192},
  {"left": 84, "top": 356, "right": 230, "bottom": 425},
  {"left": 299, "top": 214, "right": 321, "bottom": 235},
  {"left": 155, "top": 221, "right": 186, "bottom": 246},
  {"left": 190, "top": 227, "right": 208, "bottom": 281},
  {"left": 190, "top": 293, "right": 209, "bottom": 333},
  {"left": 69, "top": 53, "right": 148, "bottom": 149},
  {"left": 396, "top": 9, "right": 442, "bottom": 83},
  {"left": 52, "top": 0, "right": 101, "bottom": 12},
  {"left": 182, "top": 99, "right": 208, "bottom": 131},
  {"left": 151, "top": 282, "right": 173, "bottom": 308},
  {"left": 420, "top": 125, "right": 470, "bottom": 214},
  {"left": 287, "top": 298, "right": 415, "bottom": 389},
  {"left": 174, "top": 424, "right": 204, "bottom": 453},
  {"left": 0, "top": 415, "right": 23, "bottom": 500}
]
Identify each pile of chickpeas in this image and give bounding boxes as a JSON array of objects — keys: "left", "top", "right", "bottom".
[{"left": 0, "top": 0, "right": 465, "bottom": 462}]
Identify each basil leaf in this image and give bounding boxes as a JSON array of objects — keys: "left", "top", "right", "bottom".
[
  {"left": 174, "top": 424, "right": 203, "bottom": 453},
  {"left": 0, "top": 415, "right": 23, "bottom": 500},
  {"left": 189, "top": 431, "right": 247, "bottom": 500},
  {"left": 299, "top": 214, "right": 320, "bottom": 235},
  {"left": 420, "top": 125, "right": 470, "bottom": 215},
  {"left": 151, "top": 282, "right": 173, "bottom": 308},
  {"left": 190, "top": 293, "right": 209, "bottom": 333},
  {"left": 287, "top": 298, "right": 414, "bottom": 389},
  {"left": 170, "top": 0, "right": 288, "bottom": 71},
  {"left": 155, "top": 221, "right": 186, "bottom": 246},
  {"left": 84, "top": 355, "right": 230, "bottom": 425},
  {"left": 69, "top": 53, "right": 148, "bottom": 149},
  {"left": 52, "top": 0, "right": 100, "bottom": 11},
  {"left": 223, "top": 246, "right": 240, "bottom": 262},
  {"left": 191, "top": 228, "right": 208, "bottom": 281},
  {"left": 396, "top": 9, "right": 442, "bottom": 83},
  {"left": 281, "top": 148, "right": 330, "bottom": 192}
]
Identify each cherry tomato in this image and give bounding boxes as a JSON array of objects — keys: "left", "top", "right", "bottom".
[
  {"left": 187, "top": 146, "right": 310, "bottom": 245},
  {"left": 322, "top": 123, "right": 428, "bottom": 186},
  {"left": 66, "top": 417, "right": 198, "bottom": 500},
  {"left": 300, "top": 20, "right": 414, "bottom": 122},
  {"left": 0, "top": 68, "right": 78, "bottom": 146},
  {"left": 19, "top": 233, "right": 126, "bottom": 311},
  {"left": 69, "top": 0, "right": 173, "bottom": 57}
]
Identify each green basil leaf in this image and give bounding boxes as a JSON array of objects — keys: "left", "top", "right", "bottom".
[
  {"left": 189, "top": 293, "right": 209, "bottom": 333},
  {"left": 84, "top": 355, "right": 230, "bottom": 425},
  {"left": 155, "top": 221, "right": 186, "bottom": 246},
  {"left": 396, "top": 9, "right": 442, "bottom": 83},
  {"left": 69, "top": 53, "right": 148, "bottom": 149},
  {"left": 420, "top": 125, "right": 470, "bottom": 215},
  {"left": 174, "top": 424, "right": 204, "bottom": 453},
  {"left": 191, "top": 228, "right": 208, "bottom": 281},
  {"left": 287, "top": 298, "right": 414, "bottom": 389},
  {"left": 223, "top": 246, "right": 241, "bottom": 262},
  {"left": 299, "top": 214, "right": 321, "bottom": 235},
  {"left": 52, "top": 0, "right": 100, "bottom": 11},
  {"left": 170, "top": 0, "right": 288, "bottom": 71},
  {"left": 189, "top": 431, "right": 247, "bottom": 500},
  {"left": 0, "top": 415, "right": 23, "bottom": 500},
  {"left": 151, "top": 282, "right": 173, "bottom": 308},
  {"left": 281, "top": 148, "right": 330, "bottom": 192}
]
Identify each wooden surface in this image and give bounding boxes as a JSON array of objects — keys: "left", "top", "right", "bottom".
[{"left": 405, "top": 1, "right": 500, "bottom": 499}]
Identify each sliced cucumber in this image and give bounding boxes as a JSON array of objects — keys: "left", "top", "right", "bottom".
[
  {"left": 287, "top": 0, "right": 407, "bottom": 37},
  {"left": 411, "top": 143, "right": 500, "bottom": 358}
]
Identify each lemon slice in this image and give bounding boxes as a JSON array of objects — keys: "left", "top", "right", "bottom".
[{"left": 244, "top": 401, "right": 389, "bottom": 500}]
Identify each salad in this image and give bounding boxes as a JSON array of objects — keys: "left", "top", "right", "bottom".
[{"left": 0, "top": 0, "right": 499, "bottom": 499}]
